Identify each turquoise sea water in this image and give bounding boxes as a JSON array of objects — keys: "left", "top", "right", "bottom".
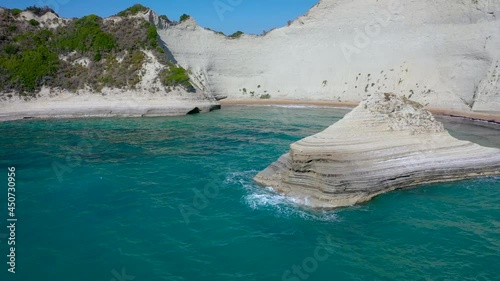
[{"left": 0, "top": 106, "right": 499, "bottom": 281}]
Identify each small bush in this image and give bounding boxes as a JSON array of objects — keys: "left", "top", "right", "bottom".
[
  {"left": 117, "top": 4, "right": 148, "bottom": 17},
  {"left": 3, "top": 45, "right": 19, "bottom": 55},
  {"left": 146, "top": 25, "right": 158, "bottom": 48},
  {"left": 11, "top": 8, "right": 22, "bottom": 16},
  {"left": 25, "top": 6, "right": 57, "bottom": 16},
  {"left": 160, "top": 63, "right": 195, "bottom": 92},
  {"left": 229, "top": 31, "right": 244, "bottom": 38},
  {"left": 180, "top": 14, "right": 190, "bottom": 22},
  {"left": 260, "top": 94, "right": 271, "bottom": 99},
  {"left": 29, "top": 19, "right": 40, "bottom": 26},
  {"left": 36, "top": 29, "right": 53, "bottom": 42}
]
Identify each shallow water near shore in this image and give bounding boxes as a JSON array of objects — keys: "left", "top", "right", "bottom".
[{"left": 0, "top": 105, "right": 499, "bottom": 281}]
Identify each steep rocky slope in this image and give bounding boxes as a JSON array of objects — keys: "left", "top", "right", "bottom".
[
  {"left": 156, "top": 0, "right": 500, "bottom": 114},
  {"left": 0, "top": 5, "right": 219, "bottom": 120},
  {"left": 254, "top": 93, "right": 500, "bottom": 208}
]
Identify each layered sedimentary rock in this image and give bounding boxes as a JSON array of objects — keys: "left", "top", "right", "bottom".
[
  {"left": 156, "top": 0, "right": 500, "bottom": 114},
  {"left": 254, "top": 93, "right": 500, "bottom": 208}
]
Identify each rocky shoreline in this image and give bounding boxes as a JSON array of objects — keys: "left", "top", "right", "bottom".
[{"left": 0, "top": 88, "right": 220, "bottom": 122}]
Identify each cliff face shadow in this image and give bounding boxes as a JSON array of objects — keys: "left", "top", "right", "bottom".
[
  {"left": 187, "top": 107, "right": 200, "bottom": 115},
  {"left": 158, "top": 37, "right": 177, "bottom": 64}
]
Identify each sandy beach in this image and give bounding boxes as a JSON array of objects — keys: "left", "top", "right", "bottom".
[
  {"left": 1, "top": 97, "right": 498, "bottom": 123},
  {"left": 221, "top": 99, "right": 500, "bottom": 123}
]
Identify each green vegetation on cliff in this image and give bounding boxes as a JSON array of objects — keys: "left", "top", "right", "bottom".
[
  {"left": 25, "top": 5, "right": 58, "bottom": 16},
  {"left": 228, "top": 31, "right": 244, "bottom": 38},
  {"left": 0, "top": 45, "right": 58, "bottom": 91},
  {"left": 160, "top": 63, "right": 195, "bottom": 92},
  {"left": 0, "top": 5, "right": 195, "bottom": 95},
  {"left": 116, "top": 4, "right": 148, "bottom": 17},
  {"left": 56, "top": 15, "right": 116, "bottom": 55},
  {"left": 180, "top": 14, "right": 190, "bottom": 22}
]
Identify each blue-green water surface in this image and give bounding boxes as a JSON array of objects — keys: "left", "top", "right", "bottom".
[{"left": 0, "top": 105, "right": 499, "bottom": 281}]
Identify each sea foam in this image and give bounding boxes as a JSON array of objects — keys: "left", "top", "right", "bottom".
[{"left": 225, "top": 170, "right": 339, "bottom": 222}]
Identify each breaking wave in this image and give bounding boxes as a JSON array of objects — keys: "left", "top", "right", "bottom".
[{"left": 225, "top": 170, "right": 339, "bottom": 222}]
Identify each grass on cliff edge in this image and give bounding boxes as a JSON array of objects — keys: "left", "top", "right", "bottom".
[{"left": 160, "top": 63, "right": 195, "bottom": 93}]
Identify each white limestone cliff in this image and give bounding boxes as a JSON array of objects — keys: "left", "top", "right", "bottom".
[
  {"left": 16, "top": 10, "right": 70, "bottom": 28},
  {"left": 153, "top": 0, "right": 500, "bottom": 114}
]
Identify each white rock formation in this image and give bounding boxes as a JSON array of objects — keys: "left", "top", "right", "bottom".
[
  {"left": 254, "top": 93, "right": 500, "bottom": 208},
  {"left": 0, "top": 86, "right": 219, "bottom": 122},
  {"left": 154, "top": 0, "right": 500, "bottom": 114},
  {"left": 17, "top": 11, "right": 69, "bottom": 28}
]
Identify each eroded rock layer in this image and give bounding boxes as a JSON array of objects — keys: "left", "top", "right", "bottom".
[
  {"left": 157, "top": 0, "right": 500, "bottom": 114},
  {"left": 254, "top": 93, "right": 500, "bottom": 208}
]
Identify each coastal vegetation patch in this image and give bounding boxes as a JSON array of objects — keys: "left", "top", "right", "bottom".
[
  {"left": 180, "top": 14, "right": 190, "bottom": 22},
  {"left": 160, "top": 63, "right": 195, "bottom": 92},
  {"left": 0, "top": 5, "right": 195, "bottom": 95},
  {"left": 116, "top": 4, "right": 148, "bottom": 17},
  {"left": 229, "top": 31, "right": 244, "bottom": 38}
]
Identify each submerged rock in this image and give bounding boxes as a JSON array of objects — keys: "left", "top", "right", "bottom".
[{"left": 254, "top": 93, "right": 500, "bottom": 208}]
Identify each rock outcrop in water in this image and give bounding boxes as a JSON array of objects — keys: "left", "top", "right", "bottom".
[{"left": 254, "top": 93, "right": 500, "bottom": 208}]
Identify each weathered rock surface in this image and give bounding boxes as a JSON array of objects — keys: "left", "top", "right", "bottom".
[
  {"left": 254, "top": 93, "right": 500, "bottom": 208},
  {"left": 0, "top": 87, "right": 219, "bottom": 122},
  {"left": 157, "top": 0, "right": 500, "bottom": 114}
]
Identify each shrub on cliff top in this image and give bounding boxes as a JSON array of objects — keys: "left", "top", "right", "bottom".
[
  {"left": 229, "top": 31, "right": 244, "bottom": 38},
  {"left": 25, "top": 5, "right": 58, "bottom": 17},
  {"left": 180, "top": 14, "right": 190, "bottom": 22},
  {"left": 117, "top": 4, "right": 148, "bottom": 17},
  {"left": 10, "top": 8, "right": 22, "bottom": 16}
]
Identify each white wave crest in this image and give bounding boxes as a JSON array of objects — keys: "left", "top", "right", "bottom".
[{"left": 225, "top": 171, "right": 339, "bottom": 222}]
